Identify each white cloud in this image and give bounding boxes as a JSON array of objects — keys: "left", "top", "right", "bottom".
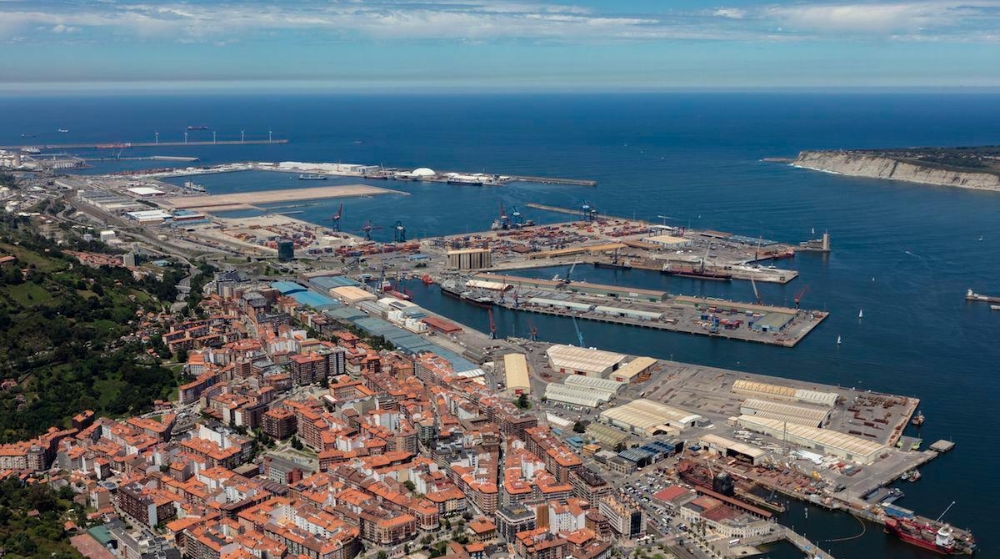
[
  {"left": 1, "top": 0, "right": 999, "bottom": 44},
  {"left": 713, "top": 8, "right": 747, "bottom": 19}
]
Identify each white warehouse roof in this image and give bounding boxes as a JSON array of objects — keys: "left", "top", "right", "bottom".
[
  {"left": 466, "top": 279, "right": 510, "bottom": 291},
  {"left": 737, "top": 415, "right": 887, "bottom": 464},
  {"left": 593, "top": 306, "right": 663, "bottom": 321},
  {"left": 740, "top": 398, "right": 831, "bottom": 427},
  {"left": 544, "top": 384, "right": 610, "bottom": 408},
  {"left": 564, "top": 375, "right": 625, "bottom": 394},
  {"left": 529, "top": 298, "right": 594, "bottom": 312},
  {"left": 546, "top": 345, "right": 626, "bottom": 375},
  {"left": 600, "top": 399, "right": 703, "bottom": 435}
]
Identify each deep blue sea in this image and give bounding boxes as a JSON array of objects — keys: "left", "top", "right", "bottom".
[{"left": 2, "top": 93, "right": 999, "bottom": 558}]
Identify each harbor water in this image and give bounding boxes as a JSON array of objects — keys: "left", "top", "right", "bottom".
[{"left": 2, "top": 93, "right": 999, "bottom": 557}]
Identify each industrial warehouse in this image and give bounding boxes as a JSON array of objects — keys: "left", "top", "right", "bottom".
[
  {"left": 543, "top": 375, "right": 625, "bottom": 408},
  {"left": 502, "top": 353, "right": 530, "bottom": 396},
  {"left": 546, "top": 344, "right": 626, "bottom": 377},
  {"left": 599, "top": 399, "right": 706, "bottom": 436},
  {"left": 736, "top": 415, "right": 888, "bottom": 464}
]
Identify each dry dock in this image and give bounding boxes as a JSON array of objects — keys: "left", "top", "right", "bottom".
[{"left": 158, "top": 184, "right": 405, "bottom": 212}]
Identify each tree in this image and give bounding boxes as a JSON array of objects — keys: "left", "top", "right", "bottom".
[
  {"left": 516, "top": 393, "right": 531, "bottom": 409},
  {"left": 175, "top": 348, "right": 188, "bottom": 364},
  {"left": 290, "top": 436, "right": 304, "bottom": 451},
  {"left": 573, "top": 420, "right": 586, "bottom": 433},
  {"left": 403, "top": 480, "right": 416, "bottom": 492},
  {"left": 376, "top": 552, "right": 387, "bottom": 559}
]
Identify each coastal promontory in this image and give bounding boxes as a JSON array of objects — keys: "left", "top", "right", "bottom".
[{"left": 791, "top": 147, "right": 1000, "bottom": 192}]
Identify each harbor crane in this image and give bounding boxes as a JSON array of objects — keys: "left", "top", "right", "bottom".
[
  {"left": 794, "top": 285, "right": 810, "bottom": 308},
  {"left": 360, "top": 220, "right": 383, "bottom": 241},
  {"left": 527, "top": 318, "right": 538, "bottom": 342},
  {"left": 511, "top": 206, "right": 524, "bottom": 227},
  {"left": 750, "top": 275, "right": 761, "bottom": 305},
  {"left": 498, "top": 203, "right": 510, "bottom": 230},
  {"left": 581, "top": 200, "right": 597, "bottom": 222},
  {"left": 393, "top": 221, "right": 406, "bottom": 243},
  {"left": 572, "top": 315, "right": 585, "bottom": 347},
  {"left": 488, "top": 307, "right": 497, "bottom": 339},
  {"left": 328, "top": 203, "right": 344, "bottom": 232}
]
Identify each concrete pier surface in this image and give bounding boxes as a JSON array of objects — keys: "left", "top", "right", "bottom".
[{"left": 158, "top": 184, "right": 405, "bottom": 212}]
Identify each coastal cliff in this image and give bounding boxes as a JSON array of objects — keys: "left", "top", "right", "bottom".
[{"left": 793, "top": 151, "right": 1000, "bottom": 192}]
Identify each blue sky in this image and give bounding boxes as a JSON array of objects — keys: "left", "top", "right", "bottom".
[{"left": 2, "top": 0, "right": 1000, "bottom": 91}]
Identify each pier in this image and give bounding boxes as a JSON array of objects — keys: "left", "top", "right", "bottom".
[
  {"left": 157, "top": 184, "right": 405, "bottom": 212},
  {"left": 511, "top": 175, "right": 597, "bottom": 186},
  {"left": 1, "top": 139, "right": 288, "bottom": 150},
  {"left": 965, "top": 289, "right": 1000, "bottom": 304}
]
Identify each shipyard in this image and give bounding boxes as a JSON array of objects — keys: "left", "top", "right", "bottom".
[{"left": 0, "top": 146, "right": 980, "bottom": 559}]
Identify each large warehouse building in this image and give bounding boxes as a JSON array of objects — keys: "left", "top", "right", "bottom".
[
  {"left": 739, "top": 398, "right": 831, "bottom": 428},
  {"left": 609, "top": 356, "right": 657, "bottom": 384},
  {"left": 503, "top": 353, "right": 530, "bottom": 396},
  {"left": 732, "top": 380, "right": 839, "bottom": 408},
  {"left": 544, "top": 375, "right": 623, "bottom": 408},
  {"left": 599, "top": 399, "right": 704, "bottom": 436},
  {"left": 546, "top": 345, "right": 626, "bottom": 378},
  {"left": 736, "top": 415, "right": 887, "bottom": 464}
]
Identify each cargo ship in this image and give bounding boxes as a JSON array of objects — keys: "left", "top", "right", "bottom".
[
  {"left": 299, "top": 174, "right": 329, "bottom": 180},
  {"left": 440, "top": 283, "right": 492, "bottom": 307},
  {"left": 884, "top": 517, "right": 975, "bottom": 555},
  {"left": 662, "top": 265, "right": 733, "bottom": 281}
]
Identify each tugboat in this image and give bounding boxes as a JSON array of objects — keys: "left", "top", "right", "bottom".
[{"left": 912, "top": 411, "right": 925, "bottom": 427}]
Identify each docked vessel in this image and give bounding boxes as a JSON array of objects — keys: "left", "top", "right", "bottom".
[
  {"left": 662, "top": 265, "right": 733, "bottom": 281},
  {"left": 187, "top": 125, "right": 209, "bottom": 130},
  {"left": 912, "top": 411, "right": 925, "bottom": 426},
  {"left": 299, "top": 174, "right": 329, "bottom": 180},
  {"left": 884, "top": 517, "right": 975, "bottom": 555},
  {"left": 183, "top": 180, "right": 206, "bottom": 193}
]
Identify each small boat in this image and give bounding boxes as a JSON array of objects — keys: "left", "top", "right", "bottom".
[
  {"left": 837, "top": 335, "right": 842, "bottom": 345},
  {"left": 183, "top": 180, "right": 206, "bottom": 192},
  {"left": 903, "top": 470, "right": 922, "bottom": 482},
  {"left": 978, "top": 236, "right": 984, "bottom": 242},
  {"left": 991, "top": 305, "right": 1000, "bottom": 311},
  {"left": 858, "top": 309, "right": 864, "bottom": 319},
  {"left": 911, "top": 411, "right": 925, "bottom": 426},
  {"left": 57, "top": 128, "right": 69, "bottom": 133}
]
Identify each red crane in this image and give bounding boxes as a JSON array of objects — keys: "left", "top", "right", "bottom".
[
  {"left": 794, "top": 285, "right": 811, "bottom": 308},
  {"left": 488, "top": 307, "right": 497, "bottom": 339},
  {"left": 527, "top": 318, "right": 538, "bottom": 342},
  {"left": 498, "top": 203, "right": 510, "bottom": 230},
  {"left": 359, "top": 220, "right": 383, "bottom": 241},
  {"left": 330, "top": 203, "right": 344, "bottom": 232}
]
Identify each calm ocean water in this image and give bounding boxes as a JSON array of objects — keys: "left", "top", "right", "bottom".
[{"left": 2, "top": 93, "right": 999, "bottom": 557}]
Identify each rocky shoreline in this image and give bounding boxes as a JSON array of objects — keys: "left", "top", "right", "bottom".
[{"left": 791, "top": 150, "right": 1000, "bottom": 192}]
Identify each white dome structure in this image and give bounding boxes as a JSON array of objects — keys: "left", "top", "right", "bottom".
[{"left": 411, "top": 168, "right": 436, "bottom": 177}]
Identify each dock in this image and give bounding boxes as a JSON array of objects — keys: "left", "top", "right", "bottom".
[
  {"left": 965, "top": 289, "right": 1000, "bottom": 304},
  {"left": 525, "top": 203, "right": 592, "bottom": 217},
  {"left": 1, "top": 139, "right": 288, "bottom": 150},
  {"left": 743, "top": 526, "right": 836, "bottom": 559},
  {"left": 930, "top": 440, "right": 956, "bottom": 453},
  {"left": 458, "top": 272, "right": 826, "bottom": 347},
  {"left": 157, "top": 184, "right": 405, "bottom": 212}
]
